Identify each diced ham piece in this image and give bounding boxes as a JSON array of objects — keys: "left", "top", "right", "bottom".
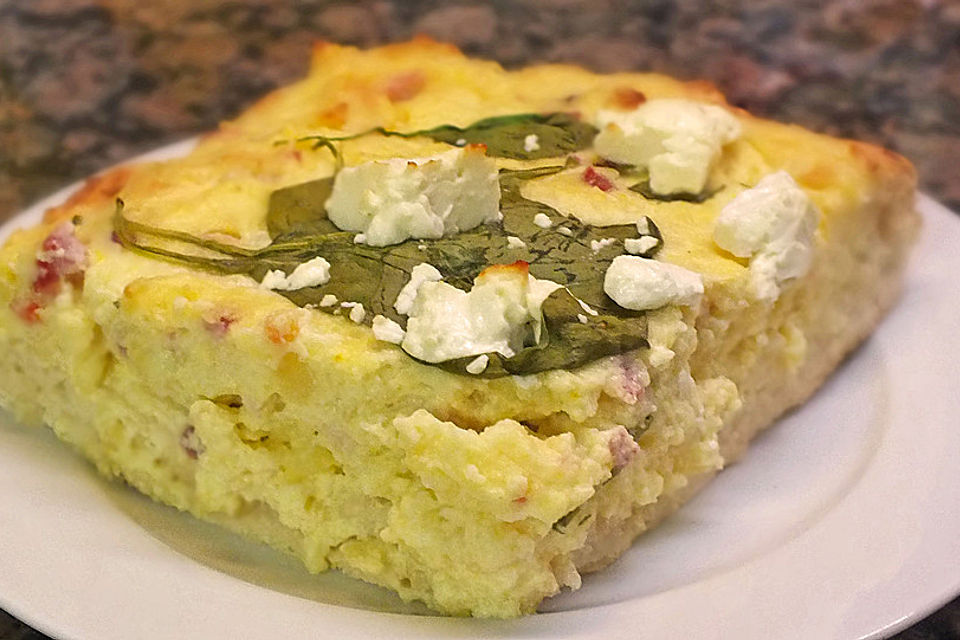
[
  {"left": 11, "top": 222, "right": 88, "bottom": 324},
  {"left": 583, "top": 166, "right": 615, "bottom": 192},
  {"left": 203, "top": 314, "right": 236, "bottom": 338},
  {"left": 37, "top": 222, "right": 89, "bottom": 279},
  {"left": 34, "top": 222, "right": 88, "bottom": 296},
  {"left": 11, "top": 300, "right": 41, "bottom": 324},
  {"left": 180, "top": 425, "right": 205, "bottom": 460},
  {"left": 608, "top": 426, "right": 640, "bottom": 471},
  {"left": 617, "top": 355, "right": 646, "bottom": 404}
]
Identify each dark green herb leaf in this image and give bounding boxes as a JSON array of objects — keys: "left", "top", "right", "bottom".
[
  {"left": 297, "top": 112, "right": 597, "bottom": 161},
  {"left": 627, "top": 176, "right": 722, "bottom": 203},
  {"left": 432, "top": 288, "right": 647, "bottom": 377},
  {"left": 403, "top": 113, "right": 598, "bottom": 160},
  {"left": 266, "top": 177, "right": 339, "bottom": 240},
  {"left": 114, "top": 163, "right": 660, "bottom": 377}
]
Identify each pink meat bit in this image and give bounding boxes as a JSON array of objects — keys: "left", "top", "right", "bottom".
[
  {"left": 203, "top": 314, "right": 236, "bottom": 338},
  {"left": 179, "top": 426, "right": 205, "bottom": 460},
  {"left": 31, "top": 261, "right": 61, "bottom": 296},
  {"left": 14, "top": 223, "right": 89, "bottom": 324},
  {"left": 582, "top": 166, "right": 615, "bottom": 192},
  {"left": 617, "top": 356, "right": 646, "bottom": 404},
  {"left": 11, "top": 300, "right": 41, "bottom": 324},
  {"left": 34, "top": 222, "right": 88, "bottom": 296},
  {"left": 37, "top": 222, "right": 89, "bottom": 277},
  {"left": 608, "top": 427, "right": 640, "bottom": 471}
]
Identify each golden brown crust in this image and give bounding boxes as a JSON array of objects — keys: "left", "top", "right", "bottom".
[{"left": 43, "top": 166, "right": 131, "bottom": 224}]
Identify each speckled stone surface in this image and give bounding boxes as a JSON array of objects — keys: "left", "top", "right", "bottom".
[{"left": 0, "top": 1, "right": 958, "bottom": 638}]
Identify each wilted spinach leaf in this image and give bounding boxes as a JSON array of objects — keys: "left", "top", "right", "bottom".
[
  {"left": 618, "top": 166, "right": 721, "bottom": 203},
  {"left": 628, "top": 178, "right": 722, "bottom": 203},
  {"left": 113, "top": 164, "right": 660, "bottom": 377},
  {"left": 266, "top": 177, "right": 338, "bottom": 239},
  {"left": 296, "top": 112, "right": 598, "bottom": 161}
]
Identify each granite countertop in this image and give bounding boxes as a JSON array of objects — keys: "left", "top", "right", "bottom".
[{"left": 0, "top": 1, "right": 958, "bottom": 638}]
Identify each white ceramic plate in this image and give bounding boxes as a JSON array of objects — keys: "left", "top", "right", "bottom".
[{"left": 1, "top": 144, "right": 958, "bottom": 639}]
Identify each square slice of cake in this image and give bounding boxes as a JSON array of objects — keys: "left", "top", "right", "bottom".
[{"left": 0, "top": 39, "right": 919, "bottom": 617}]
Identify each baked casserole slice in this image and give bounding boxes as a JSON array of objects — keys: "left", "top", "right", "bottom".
[{"left": 0, "top": 40, "right": 919, "bottom": 617}]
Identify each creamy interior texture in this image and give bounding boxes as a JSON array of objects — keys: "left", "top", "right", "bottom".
[{"left": 0, "top": 41, "right": 918, "bottom": 617}]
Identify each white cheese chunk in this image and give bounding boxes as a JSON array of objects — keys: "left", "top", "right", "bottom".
[
  {"left": 340, "top": 301, "right": 366, "bottom": 323},
  {"left": 604, "top": 255, "right": 703, "bottom": 310},
  {"left": 713, "top": 171, "right": 820, "bottom": 301},
  {"left": 394, "top": 263, "right": 443, "bottom": 315},
  {"left": 259, "top": 256, "right": 331, "bottom": 291},
  {"left": 319, "top": 294, "right": 338, "bottom": 307},
  {"left": 401, "top": 264, "right": 562, "bottom": 363},
  {"left": 349, "top": 303, "right": 365, "bottom": 324},
  {"left": 465, "top": 354, "right": 489, "bottom": 374},
  {"left": 325, "top": 146, "right": 500, "bottom": 247},
  {"left": 372, "top": 315, "right": 405, "bottom": 344},
  {"left": 594, "top": 98, "right": 741, "bottom": 195},
  {"left": 507, "top": 235, "right": 527, "bottom": 249},
  {"left": 523, "top": 134, "right": 540, "bottom": 152},
  {"left": 533, "top": 213, "right": 553, "bottom": 228},
  {"left": 624, "top": 236, "right": 659, "bottom": 255},
  {"left": 590, "top": 237, "right": 617, "bottom": 253}
]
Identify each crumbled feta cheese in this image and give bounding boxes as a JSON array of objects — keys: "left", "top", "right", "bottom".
[
  {"left": 624, "top": 236, "right": 659, "bottom": 255},
  {"left": 590, "top": 237, "right": 617, "bottom": 253},
  {"left": 713, "top": 171, "right": 820, "bottom": 301},
  {"left": 533, "top": 213, "right": 553, "bottom": 228},
  {"left": 577, "top": 313, "right": 589, "bottom": 324},
  {"left": 507, "top": 235, "right": 527, "bottom": 249},
  {"left": 604, "top": 255, "right": 704, "bottom": 310},
  {"left": 594, "top": 98, "right": 741, "bottom": 195},
  {"left": 466, "top": 354, "right": 489, "bottom": 374},
  {"left": 372, "top": 315, "right": 405, "bottom": 344},
  {"left": 523, "top": 134, "right": 540, "bottom": 152},
  {"left": 354, "top": 233, "right": 366, "bottom": 244},
  {"left": 325, "top": 146, "right": 500, "bottom": 246},
  {"left": 349, "top": 304, "right": 365, "bottom": 324},
  {"left": 319, "top": 294, "right": 338, "bottom": 307},
  {"left": 455, "top": 138, "right": 467, "bottom": 146},
  {"left": 340, "top": 302, "right": 366, "bottom": 323},
  {"left": 401, "top": 263, "right": 562, "bottom": 363},
  {"left": 557, "top": 226, "right": 573, "bottom": 237},
  {"left": 636, "top": 217, "right": 651, "bottom": 235},
  {"left": 260, "top": 256, "right": 331, "bottom": 291},
  {"left": 395, "top": 263, "right": 443, "bottom": 315}
]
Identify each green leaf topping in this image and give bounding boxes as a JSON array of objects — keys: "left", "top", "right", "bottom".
[
  {"left": 295, "top": 112, "right": 598, "bottom": 161},
  {"left": 628, "top": 178, "right": 721, "bottom": 203},
  {"left": 620, "top": 166, "right": 722, "bottom": 203},
  {"left": 266, "top": 177, "right": 339, "bottom": 239},
  {"left": 113, "top": 162, "right": 663, "bottom": 378}
]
